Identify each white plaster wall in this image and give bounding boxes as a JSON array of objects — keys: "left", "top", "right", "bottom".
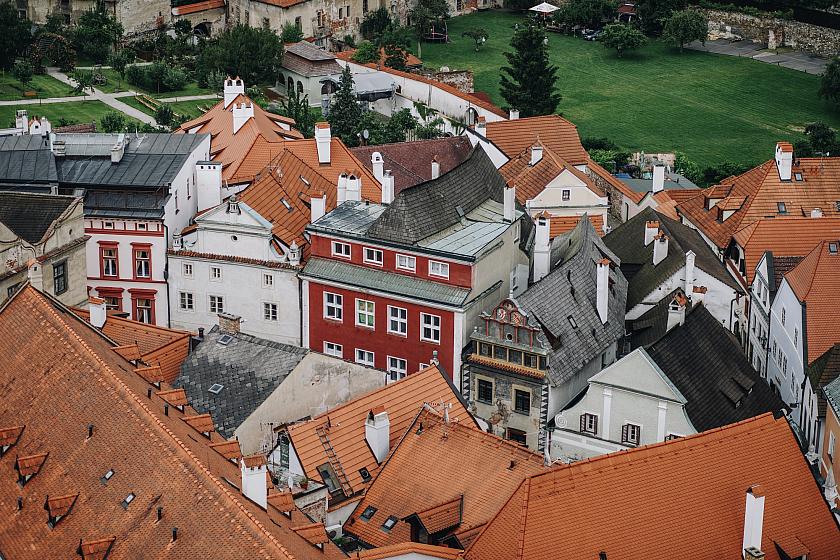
[
  {"left": 767, "top": 280, "right": 805, "bottom": 408},
  {"left": 325, "top": 499, "right": 360, "bottom": 534},
  {"left": 162, "top": 135, "right": 211, "bottom": 245},
  {"left": 526, "top": 172, "right": 608, "bottom": 217},
  {"left": 546, "top": 342, "right": 617, "bottom": 418}
]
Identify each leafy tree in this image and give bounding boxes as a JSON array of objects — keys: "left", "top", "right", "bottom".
[
  {"left": 72, "top": 69, "right": 95, "bottom": 96},
  {"left": 100, "top": 111, "right": 127, "bottom": 132},
  {"left": 174, "top": 19, "right": 192, "bottom": 36},
  {"left": 700, "top": 161, "right": 753, "bottom": 186},
  {"left": 555, "top": 0, "right": 618, "bottom": 29},
  {"left": 582, "top": 137, "right": 619, "bottom": 151},
  {"left": 408, "top": 0, "right": 449, "bottom": 58},
  {"left": 600, "top": 24, "right": 646, "bottom": 57},
  {"left": 72, "top": 0, "right": 123, "bottom": 64},
  {"left": 352, "top": 40, "right": 380, "bottom": 64},
  {"left": 360, "top": 8, "right": 392, "bottom": 41},
  {"left": 383, "top": 43, "right": 407, "bottom": 70},
  {"left": 108, "top": 49, "right": 135, "bottom": 90},
  {"left": 0, "top": 4, "right": 31, "bottom": 70},
  {"left": 637, "top": 0, "right": 686, "bottom": 36},
  {"left": 195, "top": 25, "right": 283, "bottom": 87},
  {"left": 820, "top": 58, "right": 840, "bottom": 106},
  {"left": 155, "top": 105, "right": 175, "bottom": 128},
  {"left": 281, "top": 22, "right": 304, "bottom": 43},
  {"left": 805, "top": 122, "right": 837, "bottom": 154},
  {"left": 12, "top": 61, "right": 34, "bottom": 90},
  {"left": 662, "top": 9, "right": 706, "bottom": 52},
  {"left": 342, "top": 34, "right": 356, "bottom": 48},
  {"left": 327, "top": 65, "right": 362, "bottom": 146},
  {"left": 275, "top": 86, "right": 316, "bottom": 138},
  {"left": 499, "top": 23, "right": 561, "bottom": 118},
  {"left": 462, "top": 28, "right": 488, "bottom": 51},
  {"left": 42, "top": 13, "right": 67, "bottom": 35},
  {"left": 674, "top": 151, "right": 701, "bottom": 184}
]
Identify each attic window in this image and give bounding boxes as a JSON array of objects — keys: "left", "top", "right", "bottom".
[
  {"left": 456, "top": 205, "right": 465, "bottom": 219},
  {"left": 777, "top": 202, "right": 787, "bottom": 214},
  {"left": 281, "top": 198, "right": 292, "bottom": 212},
  {"left": 208, "top": 383, "right": 224, "bottom": 395},
  {"left": 300, "top": 175, "right": 310, "bottom": 186},
  {"left": 101, "top": 469, "right": 115, "bottom": 484},
  {"left": 359, "top": 467, "right": 371, "bottom": 482},
  {"left": 829, "top": 242, "right": 838, "bottom": 254},
  {"left": 568, "top": 316, "right": 578, "bottom": 329},
  {"left": 381, "top": 515, "right": 398, "bottom": 531},
  {"left": 217, "top": 334, "right": 234, "bottom": 346},
  {"left": 120, "top": 493, "right": 135, "bottom": 509},
  {"left": 794, "top": 172, "right": 803, "bottom": 181},
  {"left": 361, "top": 505, "right": 377, "bottom": 520}
]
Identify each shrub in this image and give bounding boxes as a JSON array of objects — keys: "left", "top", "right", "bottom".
[
  {"left": 100, "top": 111, "right": 126, "bottom": 133},
  {"left": 126, "top": 62, "right": 188, "bottom": 93}
]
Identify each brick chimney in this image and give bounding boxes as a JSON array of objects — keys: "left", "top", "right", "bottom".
[
  {"left": 88, "top": 296, "right": 107, "bottom": 329},
  {"left": 371, "top": 151, "right": 384, "bottom": 183},
  {"left": 504, "top": 185, "right": 516, "bottom": 222},
  {"left": 240, "top": 454, "right": 267, "bottom": 508},
  {"left": 652, "top": 165, "right": 665, "bottom": 193},
  {"left": 365, "top": 407, "right": 390, "bottom": 463},
  {"left": 644, "top": 220, "right": 659, "bottom": 246},
  {"left": 742, "top": 485, "right": 765, "bottom": 557},
  {"left": 431, "top": 156, "right": 440, "bottom": 179},
  {"left": 652, "top": 232, "right": 669, "bottom": 266},
  {"left": 315, "top": 122, "right": 332, "bottom": 164},
  {"left": 218, "top": 312, "right": 241, "bottom": 334},
  {"left": 381, "top": 170, "right": 394, "bottom": 205},
  {"left": 596, "top": 258, "right": 610, "bottom": 324},
  {"left": 533, "top": 213, "right": 551, "bottom": 283},
  {"left": 232, "top": 102, "right": 254, "bottom": 134},
  {"left": 224, "top": 76, "right": 245, "bottom": 109},
  {"left": 775, "top": 142, "right": 793, "bottom": 181},
  {"left": 666, "top": 292, "right": 687, "bottom": 332}
]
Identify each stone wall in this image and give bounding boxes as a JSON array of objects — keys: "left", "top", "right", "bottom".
[
  {"left": 414, "top": 69, "right": 474, "bottom": 93},
  {"left": 703, "top": 8, "right": 840, "bottom": 58}
]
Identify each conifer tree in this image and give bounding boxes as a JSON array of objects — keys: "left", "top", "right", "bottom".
[
  {"left": 328, "top": 65, "right": 362, "bottom": 146},
  {"left": 499, "top": 24, "right": 561, "bottom": 118}
]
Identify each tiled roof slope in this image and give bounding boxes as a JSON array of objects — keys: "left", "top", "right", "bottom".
[
  {"left": 484, "top": 115, "right": 588, "bottom": 164},
  {"left": 283, "top": 43, "right": 342, "bottom": 76},
  {"left": 73, "top": 307, "right": 191, "bottom": 384},
  {"left": 352, "top": 543, "right": 462, "bottom": 559},
  {"left": 516, "top": 217, "right": 627, "bottom": 387},
  {"left": 824, "top": 374, "right": 840, "bottom": 421},
  {"left": 731, "top": 216, "right": 840, "bottom": 284},
  {"left": 783, "top": 240, "right": 840, "bottom": 364},
  {"left": 351, "top": 136, "right": 473, "bottom": 194},
  {"left": 770, "top": 255, "right": 805, "bottom": 294},
  {"left": 604, "top": 207, "right": 741, "bottom": 309},
  {"left": 0, "top": 192, "right": 77, "bottom": 244},
  {"left": 808, "top": 343, "right": 840, "bottom": 417},
  {"left": 366, "top": 147, "right": 504, "bottom": 245},
  {"left": 677, "top": 156, "right": 840, "bottom": 249},
  {"left": 548, "top": 213, "right": 604, "bottom": 239},
  {"left": 345, "top": 408, "right": 546, "bottom": 549},
  {"left": 338, "top": 48, "right": 423, "bottom": 68},
  {"left": 499, "top": 144, "right": 604, "bottom": 202},
  {"left": 647, "top": 305, "right": 786, "bottom": 431},
  {"left": 0, "top": 287, "right": 344, "bottom": 559},
  {"left": 464, "top": 414, "right": 840, "bottom": 560},
  {"left": 287, "top": 365, "right": 474, "bottom": 499},
  {"left": 175, "top": 325, "right": 308, "bottom": 437}
]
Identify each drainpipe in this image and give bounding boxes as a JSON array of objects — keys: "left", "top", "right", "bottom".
[{"left": 164, "top": 223, "right": 172, "bottom": 328}]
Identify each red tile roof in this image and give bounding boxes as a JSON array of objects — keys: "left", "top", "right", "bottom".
[
  {"left": 171, "top": 0, "right": 225, "bottom": 15},
  {"left": 500, "top": 144, "right": 604, "bottom": 203},
  {"left": 484, "top": 115, "right": 588, "bottom": 164},
  {"left": 183, "top": 413, "right": 215, "bottom": 434},
  {"left": 544, "top": 213, "right": 605, "bottom": 239},
  {"left": 293, "top": 522, "right": 330, "bottom": 546},
  {"left": 268, "top": 490, "right": 296, "bottom": 513},
  {"left": 338, "top": 48, "right": 423, "bottom": 68},
  {"left": 352, "top": 543, "right": 463, "bottom": 559},
  {"left": 46, "top": 493, "right": 79, "bottom": 517},
  {"left": 464, "top": 414, "right": 840, "bottom": 560},
  {"left": 210, "top": 440, "right": 242, "bottom": 461}
]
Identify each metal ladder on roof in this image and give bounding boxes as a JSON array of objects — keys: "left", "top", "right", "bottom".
[{"left": 315, "top": 426, "right": 354, "bottom": 498}]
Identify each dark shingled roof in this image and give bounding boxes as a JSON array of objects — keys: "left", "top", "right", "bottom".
[
  {"left": 366, "top": 147, "right": 505, "bottom": 245},
  {"left": 628, "top": 287, "right": 690, "bottom": 350},
  {"left": 282, "top": 43, "right": 342, "bottom": 76},
  {"left": 647, "top": 305, "right": 786, "bottom": 432},
  {"left": 0, "top": 135, "right": 57, "bottom": 186},
  {"left": 0, "top": 192, "right": 77, "bottom": 243},
  {"left": 174, "top": 325, "right": 308, "bottom": 437},
  {"left": 807, "top": 343, "right": 840, "bottom": 417},
  {"left": 769, "top": 254, "right": 805, "bottom": 296},
  {"left": 516, "top": 217, "right": 628, "bottom": 387},
  {"left": 604, "top": 207, "right": 741, "bottom": 310}
]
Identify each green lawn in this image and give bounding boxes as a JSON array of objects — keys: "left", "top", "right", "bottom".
[
  {"left": 72, "top": 67, "right": 214, "bottom": 98},
  {"left": 0, "top": 100, "right": 142, "bottom": 130},
  {"left": 419, "top": 11, "right": 840, "bottom": 167},
  {"left": 0, "top": 72, "right": 79, "bottom": 101},
  {"left": 120, "top": 96, "right": 214, "bottom": 121}
]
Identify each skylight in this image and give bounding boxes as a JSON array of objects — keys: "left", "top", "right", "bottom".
[
  {"left": 777, "top": 202, "right": 787, "bottom": 214},
  {"left": 217, "top": 334, "right": 234, "bottom": 346},
  {"left": 794, "top": 172, "right": 803, "bottom": 181},
  {"left": 568, "top": 316, "right": 578, "bottom": 329},
  {"left": 209, "top": 383, "right": 224, "bottom": 395},
  {"left": 281, "top": 198, "right": 292, "bottom": 211},
  {"left": 300, "top": 175, "right": 310, "bottom": 186},
  {"left": 361, "top": 505, "right": 377, "bottom": 520},
  {"left": 100, "top": 469, "right": 115, "bottom": 484},
  {"left": 359, "top": 467, "right": 371, "bottom": 482},
  {"left": 829, "top": 242, "right": 838, "bottom": 255},
  {"left": 382, "top": 515, "right": 398, "bottom": 531},
  {"left": 121, "top": 492, "right": 135, "bottom": 509}
]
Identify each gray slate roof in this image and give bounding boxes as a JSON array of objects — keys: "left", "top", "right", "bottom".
[
  {"left": 628, "top": 287, "right": 689, "bottom": 350},
  {"left": 303, "top": 257, "right": 472, "bottom": 306},
  {"left": 0, "top": 135, "right": 57, "bottom": 186},
  {"left": 604, "top": 207, "right": 741, "bottom": 310},
  {"left": 0, "top": 192, "right": 76, "bottom": 243},
  {"left": 174, "top": 326, "right": 308, "bottom": 437},
  {"left": 824, "top": 374, "right": 840, "bottom": 421},
  {"left": 619, "top": 171, "right": 698, "bottom": 193},
  {"left": 516, "top": 217, "right": 628, "bottom": 387}
]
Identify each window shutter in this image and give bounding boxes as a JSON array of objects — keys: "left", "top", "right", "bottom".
[
  {"left": 580, "top": 414, "right": 586, "bottom": 433},
  {"left": 593, "top": 415, "right": 598, "bottom": 435},
  {"left": 621, "top": 424, "right": 628, "bottom": 443}
]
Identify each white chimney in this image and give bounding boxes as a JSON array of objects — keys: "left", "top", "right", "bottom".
[
  {"left": 504, "top": 185, "right": 516, "bottom": 222},
  {"left": 346, "top": 174, "right": 361, "bottom": 202},
  {"left": 240, "top": 455, "right": 268, "bottom": 508},
  {"left": 684, "top": 250, "right": 696, "bottom": 297},
  {"left": 30, "top": 116, "right": 51, "bottom": 136},
  {"left": 475, "top": 116, "right": 486, "bottom": 136},
  {"left": 315, "top": 122, "right": 332, "bottom": 164},
  {"left": 15, "top": 109, "right": 28, "bottom": 132},
  {"left": 224, "top": 76, "right": 245, "bottom": 109},
  {"left": 337, "top": 172, "right": 348, "bottom": 205},
  {"left": 52, "top": 139, "right": 66, "bottom": 157},
  {"left": 653, "top": 232, "right": 669, "bottom": 266},
  {"left": 644, "top": 220, "right": 659, "bottom": 246},
  {"left": 530, "top": 143, "right": 543, "bottom": 166},
  {"left": 596, "top": 258, "right": 610, "bottom": 324},
  {"left": 742, "top": 485, "right": 765, "bottom": 556},
  {"left": 311, "top": 191, "right": 327, "bottom": 223},
  {"left": 89, "top": 296, "right": 107, "bottom": 329},
  {"left": 26, "top": 259, "right": 43, "bottom": 291},
  {"left": 288, "top": 240, "right": 301, "bottom": 266},
  {"left": 652, "top": 165, "right": 665, "bottom": 193},
  {"left": 232, "top": 102, "right": 254, "bottom": 134},
  {"left": 172, "top": 233, "right": 183, "bottom": 250},
  {"left": 371, "top": 151, "right": 384, "bottom": 182},
  {"left": 381, "top": 171, "right": 394, "bottom": 205},
  {"left": 195, "top": 161, "right": 223, "bottom": 212},
  {"left": 775, "top": 142, "right": 793, "bottom": 181},
  {"left": 111, "top": 134, "right": 126, "bottom": 164},
  {"left": 509, "top": 109, "right": 519, "bottom": 120},
  {"left": 431, "top": 156, "right": 440, "bottom": 179},
  {"left": 811, "top": 207, "right": 823, "bottom": 218},
  {"left": 365, "top": 408, "right": 390, "bottom": 464},
  {"left": 666, "top": 292, "right": 687, "bottom": 332},
  {"left": 533, "top": 213, "right": 551, "bottom": 283},
  {"left": 692, "top": 285, "right": 707, "bottom": 306}
]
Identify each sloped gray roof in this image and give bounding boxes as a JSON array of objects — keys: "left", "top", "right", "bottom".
[
  {"left": 174, "top": 326, "right": 308, "bottom": 437},
  {"left": 824, "top": 375, "right": 840, "bottom": 421},
  {"left": 0, "top": 135, "right": 57, "bottom": 185},
  {"left": 0, "top": 192, "right": 76, "bottom": 243},
  {"left": 516, "top": 217, "right": 628, "bottom": 387}
]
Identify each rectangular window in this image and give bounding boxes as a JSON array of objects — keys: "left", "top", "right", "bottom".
[
  {"left": 477, "top": 379, "right": 493, "bottom": 403},
  {"left": 420, "top": 313, "right": 441, "bottom": 343},
  {"left": 621, "top": 423, "right": 641, "bottom": 446},
  {"left": 104, "top": 296, "right": 121, "bottom": 311},
  {"left": 781, "top": 307, "right": 786, "bottom": 325},
  {"left": 53, "top": 260, "right": 68, "bottom": 295},
  {"left": 514, "top": 389, "right": 530, "bottom": 414},
  {"left": 524, "top": 353, "right": 538, "bottom": 369},
  {"left": 429, "top": 260, "right": 449, "bottom": 278},
  {"left": 209, "top": 295, "right": 224, "bottom": 314},
  {"left": 387, "top": 306, "right": 407, "bottom": 335},
  {"left": 182, "top": 263, "right": 193, "bottom": 277},
  {"left": 364, "top": 247, "right": 383, "bottom": 266},
  {"left": 324, "top": 341, "right": 343, "bottom": 358},
  {"left": 264, "top": 302, "right": 278, "bottom": 321},
  {"left": 263, "top": 273, "right": 273, "bottom": 288},
  {"left": 179, "top": 292, "right": 194, "bottom": 311},
  {"left": 101, "top": 247, "right": 118, "bottom": 277},
  {"left": 363, "top": 0, "right": 368, "bottom": 12},
  {"left": 135, "top": 298, "right": 153, "bottom": 323},
  {"left": 133, "top": 248, "right": 151, "bottom": 278},
  {"left": 387, "top": 356, "right": 407, "bottom": 381},
  {"left": 317, "top": 463, "right": 340, "bottom": 494},
  {"left": 210, "top": 266, "right": 222, "bottom": 281},
  {"left": 332, "top": 241, "right": 351, "bottom": 258},
  {"left": 396, "top": 254, "right": 416, "bottom": 272},
  {"left": 562, "top": 189, "right": 570, "bottom": 201},
  {"left": 580, "top": 413, "right": 598, "bottom": 435},
  {"left": 494, "top": 345, "right": 507, "bottom": 361},
  {"left": 356, "top": 299, "right": 375, "bottom": 328},
  {"left": 338, "top": 7, "right": 343, "bottom": 18},
  {"left": 479, "top": 342, "right": 492, "bottom": 357},
  {"left": 830, "top": 431, "right": 836, "bottom": 461},
  {"left": 506, "top": 428, "right": 527, "bottom": 446},
  {"left": 355, "top": 348, "right": 375, "bottom": 367},
  {"left": 794, "top": 328, "right": 798, "bottom": 347},
  {"left": 509, "top": 349, "right": 523, "bottom": 365},
  {"left": 324, "top": 292, "right": 343, "bottom": 320}
]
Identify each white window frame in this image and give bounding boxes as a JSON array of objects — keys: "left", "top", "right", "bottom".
[
  {"left": 182, "top": 263, "right": 193, "bottom": 278},
  {"left": 355, "top": 348, "right": 375, "bottom": 367},
  {"left": 420, "top": 313, "right": 441, "bottom": 343},
  {"left": 210, "top": 266, "right": 222, "bottom": 281},
  {"left": 209, "top": 295, "right": 224, "bottom": 314},
  {"left": 332, "top": 241, "right": 351, "bottom": 259},
  {"left": 179, "top": 291, "right": 194, "bottom": 311},
  {"left": 387, "top": 356, "right": 407, "bottom": 381},
  {"left": 363, "top": 247, "right": 384, "bottom": 266},
  {"left": 396, "top": 254, "right": 416, "bottom": 272},
  {"left": 429, "top": 260, "right": 449, "bottom": 279},
  {"left": 356, "top": 299, "right": 375, "bottom": 329},
  {"left": 263, "top": 302, "right": 278, "bottom": 321},
  {"left": 324, "top": 341, "right": 343, "bottom": 358},
  {"left": 324, "top": 292, "right": 343, "bottom": 321},
  {"left": 387, "top": 305, "right": 408, "bottom": 336},
  {"left": 263, "top": 273, "right": 274, "bottom": 288}
]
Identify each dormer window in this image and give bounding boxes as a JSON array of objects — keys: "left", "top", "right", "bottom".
[
  {"left": 361, "top": 505, "right": 377, "bottom": 520},
  {"left": 381, "top": 515, "right": 398, "bottom": 531}
]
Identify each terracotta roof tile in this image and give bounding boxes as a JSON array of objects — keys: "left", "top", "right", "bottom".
[
  {"left": 16, "top": 452, "right": 48, "bottom": 476},
  {"left": 353, "top": 543, "right": 463, "bottom": 559},
  {"left": 45, "top": 493, "right": 79, "bottom": 518},
  {"left": 0, "top": 425, "right": 24, "bottom": 450},
  {"left": 78, "top": 536, "right": 116, "bottom": 560},
  {"left": 242, "top": 453, "right": 267, "bottom": 468},
  {"left": 112, "top": 343, "right": 141, "bottom": 361},
  {"left": 499, "top": 145, "right": 604, "bottom": 203},
  {"left": 171, "top": 0, "right": 225, "bottom": 15},
  {"left": 484, "top": 115, "right": 588, "bottom": 164},
  {"left": 546, "top": 213, "right": 605, "bottom": 239},
  {"left": 293, "top": 522, "right": 330, "bottom": 546},
  {"left": 338, "top": 48, "right": 423, "bottom": 68},
  {"left": 156, "top": 388, "right": 188, "bottom": 408},
  {"left": 210, "top": 440, "right": 242, "bottom": 461},
  {"left": 414, "top": 495, "right": 463, "bottom": 534},
  {"left": 268, "top": 490, "right": 296, "bottom": 513},
  {"left": 463, "top": 414, "right": 840, "bottom": 560},
  {"left": 134, "top": 365, "right": 164, "bottom": 385},
  {"left": 183, "top": 413, "right": 215, "bottom": 434}
]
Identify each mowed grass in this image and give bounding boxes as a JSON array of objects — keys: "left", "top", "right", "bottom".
[
  {"left": 419, "top": 11, "right": 840, "bottom": 167},
  {"left": 73, "top": 67, "right": 214, "bottom": 98},
  {"left": 120, "top": 96, "right": 215, "bottom": 121},
  {"left": 0, "top": 100, "right": 142, "bottom": 130},
  {"left": 0, "top": 72, "right": 80, "bottom": 101}
]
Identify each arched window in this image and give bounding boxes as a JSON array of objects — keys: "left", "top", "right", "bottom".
[
  {"left": 321, "top": 81, "right": 336, "bottom": 95},
  {"left": 297, "top": 81, "right": 304, "bottom": 93},
  {"left": 287, "top": 76, "right": 294, "bottom": 92},
  {"left": 278, "top": 73, "right": 285, "bottom": 88},
  {"left": 465, "top": 108, "right": 479, "bottom": 126}
]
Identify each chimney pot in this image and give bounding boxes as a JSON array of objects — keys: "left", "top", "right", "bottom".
[
  {"left": 504, "top": 185, "right": 516, "bottom": 222},
  {"left": 509, "top": 108, "right": 519, "bottom": 120},
  {"left": 652, "top": 233, "right": 669, "bottom": 266},
  {"left": 666, "top": 293, "right": 687, "bottom": 331},
  {"left": 431, "top": 156, "right": 440, "bottom": 179},
  {"left": 530, "top": 143, "right": 543, "bottom": 166},
  {"left": 365, "top": 410, "right": 391, "bottom": 463},
  {"left": 224, "top": 75, "right": 245, "bottom": 109},
  {"left": 644, "top": 221, "right": 660, "bottom": 246},
  {"left": 775, "top": 142, "right": 793, "bottom": 181},
  {"left": 311, "top": 191, "right": 327, "bottom": 223},
  {"left": 371, "top": 151, "right": 384, "bottom": 182},
  {"left": 314, "top": 122, "right": 332, "bottom": 164},
  {"left": 381, "top": 171, "right": 395, "bottom": 205},
  {"left": 743, "top": 484, "right": 765, "bottom": 555},
  {"left": 218, "top": 312, "right": 242, "bottom": 334},
  {"left": 89, "top": 296, "right": 107, "bottom": 329}
]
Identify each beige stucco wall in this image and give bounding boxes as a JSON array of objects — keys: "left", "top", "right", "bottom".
[{"left": 20, "top": 0, "right": 170, "bottom": 36}]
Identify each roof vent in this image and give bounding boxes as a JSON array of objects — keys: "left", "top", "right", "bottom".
[
  {"left": 217, "top": 334, "right": 234, "bottom": 346},
  {"left": 209, "top": 383, "right": 224, "bottom": 395}
]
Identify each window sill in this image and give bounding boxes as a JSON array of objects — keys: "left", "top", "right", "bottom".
[
  {"left": 420, "top": 338, "right": 441, "bottom": 345},
  {"left": 355, "top": 324, "right": 375, "bottom": 330},
  {"left": 476, "top": 399, "right": 493, "bottom": 405},
  {"left": 387, "top": 331, "right": 408, "bottom": 338},
  {"left": 514, "top": 409, "right": 530, "bottom": 415}
]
